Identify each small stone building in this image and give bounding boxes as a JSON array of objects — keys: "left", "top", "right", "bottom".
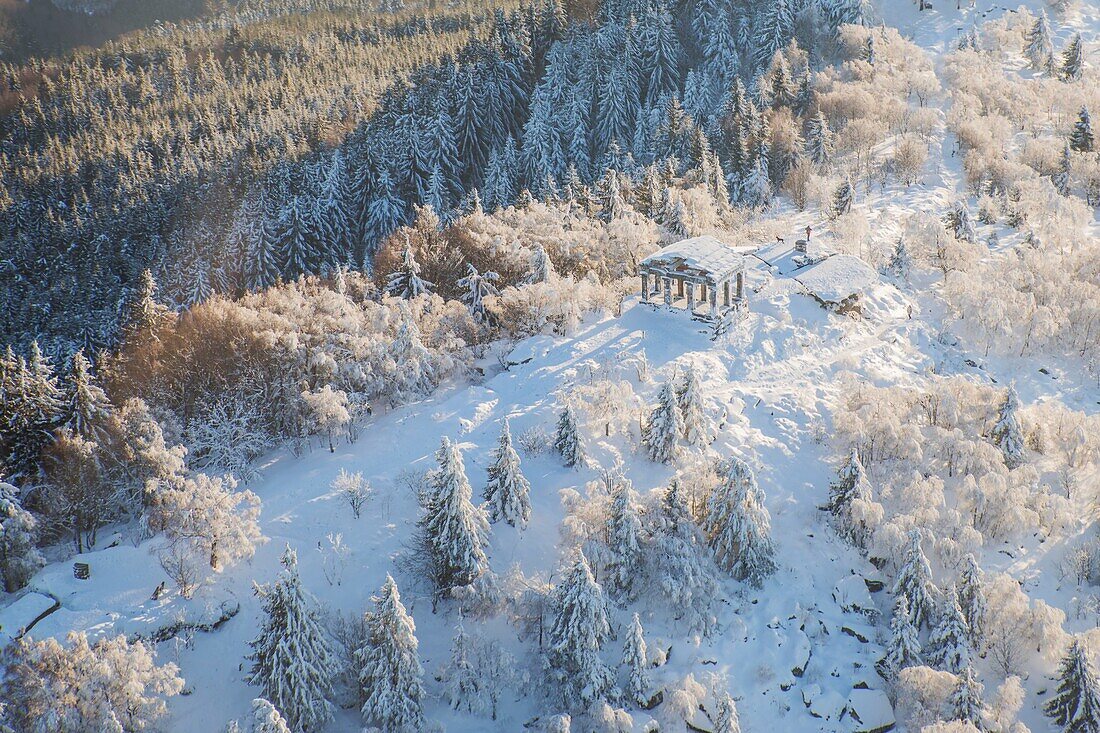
[{"left": 639, "top": 236, "right": 747, "bottom": 321}]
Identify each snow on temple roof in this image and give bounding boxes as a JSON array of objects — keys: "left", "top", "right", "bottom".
[{"left": 640, "top": 236, "right": 748, "bottom": 281}]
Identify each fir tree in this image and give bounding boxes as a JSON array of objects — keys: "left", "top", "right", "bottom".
[
  {"left": 247, "top": 546, "right": 337, "bottom": 733},
  {"left": 621, "top": 613, "right": 650, "bottom": 707},
  {"left": 754, "top": 0, "right": 794, "bottom": 71},
  {"left": 879, "top": 594, "right": 922, "bottom": 679},
  {"left": 1071, "top": 107, "right": 1094, "bottom": 153},
  {"left": 806, "top": 110, "right": 834, "bottom": 166},
  {"left": 990, "top": 386, "right": 1026, "bottom": 469},
  {"left": 64, "top": 349, "right": 111, "bottom": 442},
  {"left": 525, "top": 244, "right": 556, "bottom": 284},
  {"left": 713, "top": 692, "right": 741, "bottom": 733},
  {"left": 832, "top": 177, "right": 854, "bottom": 217},
  {"left": 357, "top": 575, "right": 425, "bottom": 733},
  {"left": 1053, "top": 144, "right": 1072, "bottom": 195},
  {"left": 889, "top": 238, "right": 914, "bottom": 281},
  {"left": 827, "top": 448, "right": 874, "bottom": 547},
  {"left": 483, "top": 419, "right": 532, "bottom": 528},
  {"left": 1061, "top": 33, "right": 1084, "bottom": 82},
  {"left": 458, "top": 264, "right": 500, "bottom": 324},
  {"left": 948, "top": 665, "right": 986, "bottom": 728},
  {"left": 1024, "top": 10, "right": 1054, "bottom": 72},
  {"left": 651, "top": 479, "right": 720, "bottom": 633},
  {"left": 443, "top": 624, "right": 483, "bottom": 716},
  {"left": 945, "top": 200, "right": 977, "bottom": 243},
  {"left": 241, "top": 699, "right": 292, "bottom": 733},
  {"left": 118, "top": 269, "right": 171, "bottom": 345},
  {"left": 385, "top": 244, "right": 433, "bottom": 299},
  {"left": 554, "top": 406, "right": 585, "bottom": 469},
  {"left": 1045, "top": 638, "right": 1100, "bottom": 733},
  {"left": 958, "top": 554, "right": 988, "bottom": 649},
  {"left": 892, "top": 530, "right": 937, "bottom": 631},
  {"left": 677, "top": 365, "right": 711, "bottom": 446},
  {"left": 597, "top": 169, "right": 627, "bottom": 222},
  {"left": 643, "top": 381, "right": 683, "bottom": 464},
  {"left": 927, "top": 585, "right": 972, "bottom": 674},
  {"left": 0, "top": 480, "right": 44, "bottom": 593},
  {"left": 546, "top": 552, "right": 615, "bottom": 707},
  {"left": 419, "top": 437, "right": 490, "bottom": 594},
  {"left": 604, "top": 480, "right": 644, "bottom": 600},
  {"left": 704, "top": 459, "right": 777, "bottom": 586}
]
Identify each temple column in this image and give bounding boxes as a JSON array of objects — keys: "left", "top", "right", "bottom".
[
  {"left": 709, "top": 283, "right": 717, "bottom": 314},
  {"left": 687, "top": 281, "right": 696, "bottom": 313},
  {"left": 662, "top": 277, "right": 672, "bottom": 306},
  {"left": 640, "top": 272, "right": 649, "bottom": 303},
  {"left": 735, "top": 271, "right": 744, "bottom": 300},
  {"left": 677, "top": 278, "right": 685, "bottom": 299},
  {"left": 723, "top": 280, "right": 731, "bottom": 307}
]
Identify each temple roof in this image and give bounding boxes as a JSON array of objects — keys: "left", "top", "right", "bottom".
[{"left": 640, "top": 236, "right": 748, "bottom": 281}]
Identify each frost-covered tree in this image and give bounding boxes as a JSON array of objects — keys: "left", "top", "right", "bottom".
[
  {"left": 333, "top": 469, "right": 370, "bottom": 519},
  {"left": 944, "top": 201, "right": 977, "bottom": 243},
  {"left": 621, "top": 613, "right": 651, "bottom": 707},
  {"left": 483, "top": 419, "right": 531, "bottom": 528},
  {"left": 650, "top": 479, "right": 719, "bottom": 633},
  {"left": 1070, "top": 107, "right": 1094, "bottom": 153},
  {"left": 957, "top": 555, "right": 987, "bottom": 648},
  {"left": 713, "top": 692, "right": 741, "bottom": 733},
  {"left": 879, "top": 594, "right": 922, "bottom": 679},
  {"left": 827, "top": 448, "right": 873, "bottom": 538},
  {"left": 604, "top": 481, "right": 644, "bottom": 600},
  {"left": 357, "top": 575, "right": 425, "bottom": 733},
  {"left": 63, "top": 349, "right": 111, "bottom": 442},
  {"left": 1053, "top": 144, "right": 1072, "bottom": 195},
  {"left": 704, "top": 459, "right": 777, "bottom": 586},
  {"left": 889, "top": 238, "right": 914, "bottom": 281},
  {"left": 443, "top": 624, "right": 480, "bottom": 715},
  {"left": 419, "top": 437, "right": 490, "bottom": 594},
  {"left": 893, "top": 530, "right": 937, "bottom": 631},
  {"left": 832, "top": 177, "right": 854, "bottom": 217},
  {"left": 643, "top": 381, "right": 683, "bottom": 464},
  {"left": 546, "top": 552, "right": 615, "bottom": 707},
  {"left": 927, "top": 585, "right": 972, "bottom": 674},
  {"left": 526, "top": 244, "right": 557, "bottom": 284},
  {"left": 1045, "top": 638, "right": 1100, "bottom": 733},
  {"left": 807, "top": 109, "right": 834, "bottom": 166},
  {"left": 554, "top": 406, "right": 586, "bottom": 469},
  {"left": 754, "top": 0, "right": 793, "bottom": 71},
  {"left": 385, "top": 244, "right": 433, "bottom": 299},
  {"left": 677, "top": 366, "right": 711, "bottom": 446},
  {"left": 990, "top": 387, "right": 1025, "bottom": 469},
  {"left": 1024, "top": 10, "right": 1054, "bottom": 72},
  {"left": 0, "top": 480, "right": 44, "bottom": 592},
  {"left": 458, "top": 264, "right": 500, "bottom": 324},
  {"left": 1061, "top": 34, "right": 1084, "bottom": 82},
  {"left": 947, "top": 665, "right": 986, "bottom": 728},
  {"left": 240, "top": 699, "right": 292, "bottom": 733},
  {"left": 247, "top": 546, "right": 337, "bottom": 733}
]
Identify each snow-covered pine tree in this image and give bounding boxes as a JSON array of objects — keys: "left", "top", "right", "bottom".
[
  {"left": 1053, "top": 144, "right": 1072, "bottom": 195},
  {"left": 621, "top": 612, "right": 651, "bottom": 707},
  {"left": 832, "top": 176, "right": 853, "bottom": 217},
  {"left": 604, "top": 480, "right": 643, "bottom": 600},
  {"left": 64, "top": 349, "right": 111, "bottom": 442},
  {"left": 713, "top": 692, "right": 741, "bottom": 733},
  {"left": 650, "top": 479, "right": 719, "bottom": 633},
  {"left": 241, "top": 699, "right": 292, "bottom": 733},
  {"left": 677, "top": 365, "right": 711, "bottom": 446},
  {"left": 443, "top": 624, "right": 481, "bottom": 716},
  {"left": 420, "top": 437, "right": 490, "bottom": 594},
  {"left": 957, "top": 555, "right": 987, "bottom": 649},
  {"left": 546, "top": 552, "right": 615, "bottom": 707},
  {"left": 889, "top": 238, "right": 914, "bottom": 281},
  {"left": 754, "top": 0, "right": 794, "bottom": 71},
  {"left": 643, "top": 381, "right": 683, "bottom": 464},
  {"left": 118, "top": 269, "right": 171, "bottom": 346},
  {"left": 947, "top": 665, "right": 986, "bottom": 728},
  {"left": 879, "top": 594, "right": 922, "bottom": 679},
  {"left": 526, "top": 244, "right": 557, "bottom": 284},
  {"left": 741, "top": 153, "right": 771, "bottom": 209},
  {"left": 990, "top": 386, "right": 1026, "bottom": 469},
  {"left": 356, "top": 574, "right": 425, "bottom": 732},
  {"left": 597, "top": 169, "right": 627, "bottom": 222},
  {"left": 806, "top": 109, "right": 834, "bottom": 166},
  {"left": 0, "top": 480, "right": 44, "bottom": 593},
  {"left": 385, "top": 243, "right": 434, "bottom": 299},
  {"left": 1045, "top": 638, "right": 1100, "bottom": 733},
  {"left": 554, "top": 405, "right": 586, "bottom": 469},
  {"left": 1024, "top": 9, "right": 1054, "bottom": 72},
  {"left": 484, "top": 419, "right": 532, "bottom": 528},
  {"left": 1071, "top": 107, "right": 1094, "bottom": 153},
  {"left": 827, "top": 448, "right": 875, "bottom": 547},
  {"left": 704, "top": 459, "right": 777, "bottom": 586},
  {"left": 892, "top": 530, "right": 937, "bottom": 631},
  {"left": 945, "top": 200, "right": 977, "bottom": 243},
  {"left": 247, "top": 546, "right": 337, "bottom": 733},
  {"left": 1061, "top": 33, "right": 1084, "bottom": 82},
  {"left": 458, "top": 264, "right": 501, "bottom": 325},
  {"left": 927, "top": 585, "right": 972, "bottom": 674}
]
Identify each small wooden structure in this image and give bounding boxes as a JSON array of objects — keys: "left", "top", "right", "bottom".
[
  {"left": 639, "top": 236, "right": 747, "bottom": 321},
  {"left": 73, "top": 562, "right": 90, "bottom": 580}
]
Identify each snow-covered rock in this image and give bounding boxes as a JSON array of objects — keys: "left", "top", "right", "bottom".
[{"left": 843, "top": 688, "right": 895, "bottom": 733}]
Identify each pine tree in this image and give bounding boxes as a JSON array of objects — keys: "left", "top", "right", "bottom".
[
  {"left": 419, "top": 437, "right": 490, "bottom": 594},
  {"left": 526, "top": 244, "right": 556, "bottom": 284},
  {"left": 1061, "top": 34, "right": 1084, "bottom": 82},
  {"left": 242, "top": 699, "right": 292, "bottom": 733},
  {"left": 597, "top": 169, "right": 627, "bottom": 222},
  {"left": 651, "top": 479, "right": 720, "bottom": 633},
  {"left": 643, "top": 381, "right": 683, "bottom": 464},
  {"left": 458, "top": 264, "right": 500, "bottom": 324},
  {"left": 247, "top": 546, "right": 337, "bottom": 733},
  {"left": 754, "top": 0, "right": 794, "bottom": 71},
  {"left": 741, "top": 153, "right": 771, "bottom": 208},
  {"left": 677, "top": 365, "right": 711, "bottom": 446},
  {"left": 1045, "top": 638, "right": 1100, "bottom": 733},
  {"left": 443, "top": 624, "right": 479, "bottom": 715},
  {"left": 357, "top": 575, "right": 425, "bottom": 733},
  {"left": 1024, "top": 10, "right": 1054, "bottom": 72},
  {"left": 64, "top": 349, "right": 111, "bottom": 442},
  {"left": 605, "top": 480, "right": 643, "bottom": 600},
  {"left": 118, "top": 269, "right": 171, "bottom": 345},
  {"left": 385, "top": 244, "right": 434, "bottom": 299},
  {"left": 945, "top": 200, "right": 977, "bottom": 243},
  {"left": 1, "top": 345, "right": 63, "bottom": 478},
  {"left": 879, "top": 594, "right": 922, "bottom": 679},
  {"left": 713, "top": 692, "right": 741, "bottom": 733},
  {"left": 832, "top": 176, "right": 854, "bottom": 217},
  {"left": 483, "top": 419, "right": 532, "bottom": 528},
  {"left": 546, "top": 552, "right": 615, "bottom": 707},
  {"left": 554, "top": 406, "right": 585, "bottom": 468},
  {"left": 927, "top": 585, "right": 972, "bottom": 674},
  {"left": 827, "top": 448, "right": 874, "bottom": 546},
  {"left": 1053, "top": 144, "right": 1072, "bottom": 195},
  {"left": 1071, "top": 107, "right": 1094, "bottom": 153},
  {"left": 806, "top": 110, "right": 834, "bottom": 166},
  {"left": 947, "top": 665, "right": 986, "bottom": 728},
  {"left": 367, "top": 168, "right": 407, "bottom": 251},
  {"left": 892, "top": 530, "right": 937, "bottom": 631},
  {"left": 704, "top": 459, "right": 777, "bottom": 586},
  {"left": 990, "top": 386, "right": 1026, "bottom": 469},
  {"left": 275, "top": 196, "right": 321, "bottom": 280},
  {"left": 0, "top": 480, "right": 44, "bottom": 593},
  {"left": 958, "top": 554, "right": 988, "bottom": 649},
  {"left": 889, "top": 238, "right": 914, "bottom": 281},
  {"left": 621, "top": 613, "right": 650, "bottom": 706}
]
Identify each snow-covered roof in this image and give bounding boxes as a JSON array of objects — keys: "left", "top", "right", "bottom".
[
  {"left": 640, "top": 236, "right": 748, "bottom": 281},
  {"left": 795, "top": 254, "right": 878, "bottom": 304}
]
